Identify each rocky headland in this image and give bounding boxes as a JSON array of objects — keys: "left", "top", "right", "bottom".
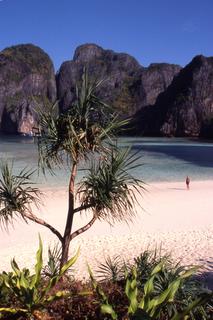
[{"left": 0, "top": 43, "right": 212, "bottom": 137}]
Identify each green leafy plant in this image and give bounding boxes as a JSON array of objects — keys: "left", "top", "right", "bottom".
[
  {"left": 134, "top": 248, "right": 167, "bottom": 288},
  {"left": 88, "top": 261, "right": 211, "bottom": 320},
  {"left": 88, "top": 265, "right": 118, "bottom": 320},
  {"left": 135, "top": 250, "right": 212, "bottom": 319},
  {"left": 0, "top": 274, "right": 11, "bottom": 306},
  {"left": 128, "top": 262, "right": 212, "bottom": 320},
  {"left": 42, "top": 242, "right": 62, "bottom": 279},
  {"left": 0, "top": 236, "right": 79, "bottom": 318}
]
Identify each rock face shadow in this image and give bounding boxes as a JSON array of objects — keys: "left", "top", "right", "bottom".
[{"left": 132, "top": 144, "right": 213, "bottom": 168}]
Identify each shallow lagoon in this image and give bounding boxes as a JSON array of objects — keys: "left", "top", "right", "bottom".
[{"left": 0, "top": 135, "right": 213, "bottom": 187}]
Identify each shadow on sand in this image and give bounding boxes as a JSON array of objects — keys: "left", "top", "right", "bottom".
[
  {"left": 195, "top": 271, "right": 213, "bottom": 290},
  {"left": 168, "top": 187, "right": 186, "bottom": 190}
]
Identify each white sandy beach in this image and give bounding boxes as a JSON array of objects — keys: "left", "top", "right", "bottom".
[{"left": 0, "top": 180, "right": 212, "bottom": 281}]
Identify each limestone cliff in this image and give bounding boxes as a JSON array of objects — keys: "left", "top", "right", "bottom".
[
  {"left": 56, "top": 43, "right": 181, "bottom": 117},
  {"left": 2, "top": 43, "right": 212, "bottom": 138},
  {"left": 0, "top": 44, "right": 56, "bottom": 134},
  {"left": 133, "top": 55, "right": 213, "bottom": 137}
]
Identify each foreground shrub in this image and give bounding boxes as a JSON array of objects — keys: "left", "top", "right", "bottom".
[
  {"left": 89, "top": 259, "right": 212, "bottom": 320},
  {"left": 0, "top": 249, "right": 212, "bottom": 319},
  {"left": 0, "top": 237, "right": 79, "bottom": 319},
  {"left": 134, "top": 250, "right": 212, "bottom": 319}
]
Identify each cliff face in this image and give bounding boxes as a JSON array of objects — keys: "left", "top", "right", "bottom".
[
  {"left": 57, "top": 44, "right": 143, "bottom": 116},
  {"left": 140, "top": 63, "right": 181, "bottom": 107},
  {"left": 1, "top": 43, "right": 212, "bottom": 138},
  {"left": 0, "top": 44, "right": 56, "bottom": 134},
  {"left": 56, "top": 43, "right": 181, "bottom": 117},
  {"left": 160, "top": 55, "right": 213, "bottom": 137},
  {"left": 133, "top": 55, "right": 213, "bottom": 137}
]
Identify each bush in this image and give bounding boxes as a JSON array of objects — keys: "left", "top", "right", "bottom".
[{"left": 0, "top": 237, "right": 79, "bottom": 319}]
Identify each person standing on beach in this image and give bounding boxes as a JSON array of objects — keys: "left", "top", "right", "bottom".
[{"left": 186, "top": 176, "right": 190, "bottom": 190}]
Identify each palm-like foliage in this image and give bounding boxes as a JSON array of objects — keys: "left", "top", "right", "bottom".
[
  {"left": 37, "top": 71, "right": 127, "bottom": 170},
  {"left": 96, "top": 255, "right": 125, "bottom": 283},
  {"left": 135, "top": 249, "right": 170, "bottom": 288},
  {"left": 77, "top": 148, "right": 145, "bottom": 224},
  {"left": 0, "top": 70, "right": 145, "bottom": 269},
  {"left": 0, "top": 162, "right": 41, "bottom": 229},
  {"left": 42, "top": 243, "right": 74, "bottom": 279}
]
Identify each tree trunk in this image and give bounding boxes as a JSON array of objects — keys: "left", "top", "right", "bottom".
[
  {"left": 60, "top": 161, "right": 77, "bottom": 268},
  {"left": 61, "top": 236, "right": 71, "bottom": 268}
]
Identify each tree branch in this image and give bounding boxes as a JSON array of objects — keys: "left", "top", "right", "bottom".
[
  {"left": 22, "top": 210, "right": 63, "bottom": 242},
  {"left": 70, "top": 214, "right": 97, "bottom": 241},
  {"left": 73, "top": 203, "right": 94, "bottom": 213}
]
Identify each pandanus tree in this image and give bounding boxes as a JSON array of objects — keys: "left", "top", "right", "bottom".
[{"left": 0, "top": 72, "right": 144, "bottom": 268}]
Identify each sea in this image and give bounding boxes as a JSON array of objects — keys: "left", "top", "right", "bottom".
[{"left": 1, "top": 134, "right": 213, "bottom": 188}]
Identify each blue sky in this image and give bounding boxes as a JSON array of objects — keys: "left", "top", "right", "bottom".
[{"left": 0, "top": 0, "right": 212, "bottom": 71}]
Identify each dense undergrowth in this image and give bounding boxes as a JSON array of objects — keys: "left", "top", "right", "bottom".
[{"left": 0, "top": 240, "right": 212, "bottom": 320}]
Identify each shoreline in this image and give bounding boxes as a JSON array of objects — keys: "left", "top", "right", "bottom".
[
  {"left": 38, "top": 177, "right": 213, "bottom": 191},
  {"left": 0, "top": 180, "right": 212, "bottom": 283}
]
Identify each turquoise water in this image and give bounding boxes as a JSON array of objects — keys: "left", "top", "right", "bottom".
[{"left": 0, "top": 135, "right": 213, "bottom": 187}]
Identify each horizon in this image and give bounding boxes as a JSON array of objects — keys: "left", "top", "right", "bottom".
[{"left": 0, "top": 0, "right": 212, "bottom": 71}]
